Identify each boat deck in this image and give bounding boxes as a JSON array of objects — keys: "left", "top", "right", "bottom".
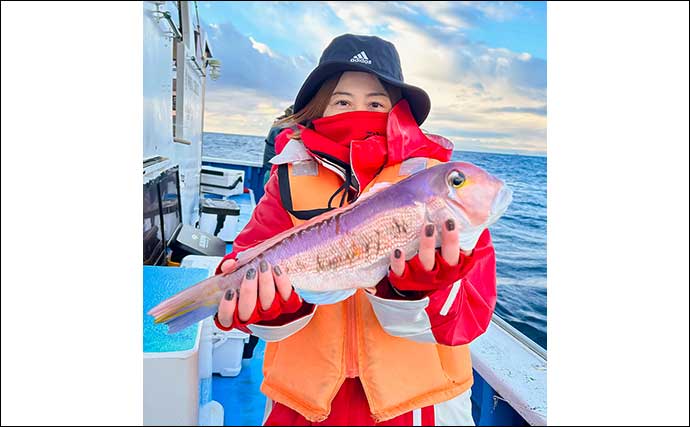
[{"left": 213, "top": 341, "right": 268, "bottom": 426}]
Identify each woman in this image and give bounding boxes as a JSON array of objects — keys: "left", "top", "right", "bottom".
[{"left": 214, "top": 34, "right": 497, "bottom": 426}]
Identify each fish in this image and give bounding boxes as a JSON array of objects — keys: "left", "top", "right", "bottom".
[{"left": 148, "top": 160, "right": 513, "bottom": 333}]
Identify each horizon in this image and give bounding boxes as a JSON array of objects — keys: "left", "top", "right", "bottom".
[
  {"left": 203, "top": 130, "right": 547, "bottom": 158},
  {"left": 200, "top": 1, "right": 546, "bottom": 156}
]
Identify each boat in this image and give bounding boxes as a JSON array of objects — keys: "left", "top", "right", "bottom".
[{"left": 142, "top": 2, "right": 546, "bottom": 425}]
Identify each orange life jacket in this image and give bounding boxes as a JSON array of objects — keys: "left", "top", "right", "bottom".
[{"left": 261, "top": 158, "right": 473, "bottom": 422}]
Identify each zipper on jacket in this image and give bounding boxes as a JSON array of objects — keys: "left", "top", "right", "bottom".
[{"left": 345, "top": 294, "right": 359, "bottom": 378}]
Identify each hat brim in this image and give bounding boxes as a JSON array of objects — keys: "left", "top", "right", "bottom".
[{"left": 294, "top": 61, "right": 431, "bottom": 125}]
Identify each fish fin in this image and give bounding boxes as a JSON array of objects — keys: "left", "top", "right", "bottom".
[
  {"left": 294, "top": 288, "right": 357, "bottom": 305},
  {"left": 458, "top": 227, "right": 485, "bottom": 251},
  {"left": 234, "top": 203, "right": 353, "bottom": 267},
  {"left": 356, "top": 182, "right": 393, "bottom": 202}
]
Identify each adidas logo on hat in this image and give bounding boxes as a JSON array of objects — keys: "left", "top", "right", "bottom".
[{"left": 350, "top": 51, "right": 372, "bottom": 65}]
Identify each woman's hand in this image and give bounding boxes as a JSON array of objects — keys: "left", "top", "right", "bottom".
[
  {"left": 385, "top": 218, "right": 475, "bottom": 295},
  {"left": 216, "top": 258, "right": 297, "bottom": 328},
  {"left": 390, "top": 218, "right": 472, "bottom": 275}
]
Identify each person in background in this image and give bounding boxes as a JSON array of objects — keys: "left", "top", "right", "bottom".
[{"left": 262, "top": 105, "right": 294, "bottom": 185}]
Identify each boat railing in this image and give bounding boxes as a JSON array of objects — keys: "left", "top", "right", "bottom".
[
  {"left": 470, "top": 314, "right": 547, "bottom": 425},
  {"left": 491, "top": 314, "right": 547, "bottom": 361},
  {"left": 201, "top": 156, "right": 267, "bottom": 200},
  {"left": 202, "top": 156, "right": 263, "bottom": 169}
]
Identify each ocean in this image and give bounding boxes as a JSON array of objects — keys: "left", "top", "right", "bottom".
[{"left": 203, "top": 132, "right": 547, "bottom": 349}]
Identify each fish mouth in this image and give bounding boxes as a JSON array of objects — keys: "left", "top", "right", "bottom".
[
  {"left": 489, "top": 186, "right": 513, "bottom": 222},
  {"left": 449, "top": 185, "right": 513, "bottom": 251}
]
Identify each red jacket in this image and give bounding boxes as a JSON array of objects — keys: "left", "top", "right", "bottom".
[{"left": 216, "top": 101, "right": 497, "bottom": 346}]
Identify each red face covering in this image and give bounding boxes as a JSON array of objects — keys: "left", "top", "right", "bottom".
[
  {"left": 311, "top": 110, "right": 388, "bottom": 150},
  {"left": 287, "top": 100, "right": 453, "bottom": 194},
  {"left": 303, "top": 111, "right": 389, "bottom": 191}
]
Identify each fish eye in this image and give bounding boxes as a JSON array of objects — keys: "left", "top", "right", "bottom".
[{"left": 448, "top": 171, "right": 466, "bottom": 188}]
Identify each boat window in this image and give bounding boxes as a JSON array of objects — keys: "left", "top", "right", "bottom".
[
  {"left": 158, "top": 167, "right": 182, "bottom": 245},
  {"left": 143, "top": 179, "right": 164, "bottom": 265},
  {"left": 144, "top": 164, "right": 182, "bottom": 266}
]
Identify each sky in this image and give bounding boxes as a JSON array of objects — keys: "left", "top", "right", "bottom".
[{"left": 199, "top": 1, "right": 546, "bottom": 155}]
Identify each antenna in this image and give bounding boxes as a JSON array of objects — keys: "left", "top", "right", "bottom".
[{"left": 194, "top": 1, "right": 201, "bottom": 30}]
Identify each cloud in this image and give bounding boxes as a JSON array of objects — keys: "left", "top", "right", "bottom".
[
  {"left": 411, "top": 1, "right": 527, "bottom": 28},
  {"left": 411, "top": 2, "right": 473, "bottom": 30},
  {"left": 249, "top": 36, "right": 277, "bottom": 58},
  {"left": 319, "top": 2, "right": 546, "bottom": 154},
  {"left": 201, "top": 19, "right": 313, "bottom": 134},
  {"left": 204, "top": 87, "right": 293, "bottom": 136},
  {"left": 322, "top": 2, "right": 546, "bottom": 93},
  {"left": 483, "top": 105, "right": 547, "bottom": 116},
  {"left": 470, "top": 1, "right": 527, "bottom": 22},
  {"left": 471, "top": 82, "right": 485, "bottom": 92},
  {"left": 200, "top": 1, "right": 546, "bottom": 155},
  {"left": 200, "top": 4, "right": 351, "bottom": 136},
  {"left": 205, "top": 21, "right": 313, "bottom": 100}
]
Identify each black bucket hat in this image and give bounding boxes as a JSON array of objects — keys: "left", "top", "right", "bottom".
[{"left": 294, "top": 34, "right": 431, "bottom": 125}]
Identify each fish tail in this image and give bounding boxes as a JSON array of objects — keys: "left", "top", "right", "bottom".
[
  {"left": 147, "top": 271, "right": 241, "bottom": 334},
  {"left": 165, "top": 304, "right": 219, "bottom": 334}
]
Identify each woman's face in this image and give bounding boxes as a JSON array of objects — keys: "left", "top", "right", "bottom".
[{"left": 322, "top": 71, "right": 393, "bottom": 117}]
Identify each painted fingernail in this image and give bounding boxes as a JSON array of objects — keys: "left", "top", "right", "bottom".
[
  {"left": 394, "top": 249, "right": 402, "bottom": 259},
  {"left": 246, "top": 268, "right": 256, "bottom": 280},
  {"left": 273, "top": 265, "right": 282, "bottom": 276},
  {"left": 225, "top": 289, "right": 234, "bottom": 301},
  {"left": 446, "top": 219, "right": 455, "bottom": 231},
  {"left": 425, "top": 224, "right": 435, "bottom": 237},
  {"left": 260, "top": 260, "right": 268, "bottom": 273}
]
